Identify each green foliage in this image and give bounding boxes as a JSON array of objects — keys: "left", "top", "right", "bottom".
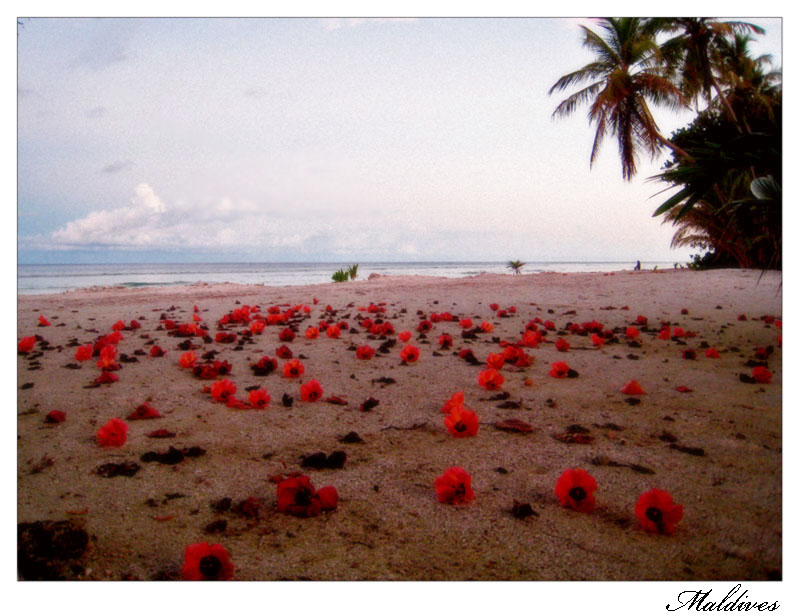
[
  {"left": 347, "top": 264, "right": 359, "bottom": 281},
  {"left": 507, "top": 260, "right": 525, "bottom": 275},
  {"left": 331, "top": 269, "right": 349, "bottom": 283}
]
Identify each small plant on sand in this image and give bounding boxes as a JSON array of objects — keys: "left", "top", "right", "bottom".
[
  {"left": 507, "top": 260, "right": 525, "bottom": 275},
  {"left": 332, "top": 269, "right": 349, "bottom": 283},
  {"left": 347, "top": 264, "right": 359, "bottom": 280}
]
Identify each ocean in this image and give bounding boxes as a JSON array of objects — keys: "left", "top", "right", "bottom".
[{"left": 16, "top": 261, "right": 678, "bottom": 295}]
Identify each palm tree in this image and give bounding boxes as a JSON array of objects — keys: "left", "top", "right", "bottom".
[
  {"left": 549, "top": 17, "right": 691, "bottom": 180},
  {"left": 655, "top": 18, "right": 764, "bottom": 129},
  {"left": 507, "top": 260, "right": 525, "bottom": 275}
]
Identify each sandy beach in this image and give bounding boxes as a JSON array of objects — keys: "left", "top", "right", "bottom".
[{"left": 16, "top": 268, "right": 782, "bottom": 581}]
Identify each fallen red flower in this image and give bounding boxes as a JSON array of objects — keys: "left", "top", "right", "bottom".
[
  {"left": 549, "top": 361, "right": 570, "bottom": 379},
  {"left": 45, "top": 410, "right": 66, "bottom": 424},
  {"left": 438, "top": 333, "right": 453, "bottom": 348},
  {"left": 590, "top": 333, "right": 605, "bottom": 347},
  {"left": 305, "top": 326, "right": 319, "bottom": 339},
  {"left": 179, "top": 351, "right": 197, "bottom": 369},
  {"left": 478, "top": 368, "right": 504, "bottom": 390},
  {"left": 480, "top": 321, "right": 494, "bottom": 333},
  {"left": 398, "top": 331, "right": 412, "bottom": 343},
  {"left": 182, "top": 542, "right": 234, "bottom": 581},
  {"left": 279, "top": 328, "right": 296, "bottom": 342},
  {"left": 282, "top": 359, "right": 305, "bottom": 378},
  {"left": 248, "top": 388, "right": 271, "bottom": 409},
  {"left": 555, "top": 338, "right": 570, "bottom": 352},
  {"left": 441, "top": 391, "right": 465, "bottom": 414},
  {"left": 18, "top": 336, "right": 37, "bottom": 353},
  {"left": 210, "top": 379, "right": 237, "bottom": 403},
  {"left": 752, "top": 366, "right": 772, "bottom": 384},
  {"left": 675, "top": 386, "right": 693, "bottom": 393},
  {"left": 128, "top": 402, "right": 161, "bottom": 420},
  {"left": 625, "top": 326, "right": 640, "bottom": 339},
  {"left": 74, "top": 344, "right": 93, "bottom": 361},
  {"left": 276, "top": 475, "right": 322, "bottom": 517},
  {"left": 435, "top": 467, "right": 474, "bottom": 505},
  {"left": 620, "top": 380, "right": 646, "bottom": 395},
  {"left": 444, "top": 406, "right": 479, "bottom": 438},
  {"left": 300, "top": 379, "right": 323, "bottom": 402},
  {"left": 634, "top": 489, "right": 683, "bottom": 535},
  {"left": 96, "top": 418, "right": 128, "bottom": 447},
  {"left": 38, "top": 315, "right": 51, "bottom": 327},
  {"left": 486, "top": 352, "right": 505, "bottom": 370},
  {"left": 400, "top": 345, "right": 420, "bottom": 363},
  {"left": 276, "top": 344, "right": 293, "bottom": 359},
  {"left": 326, "top": 325, "right": 341, "bottom": 339},
  {"left": 149, "top": 345, "right": 166, "bottom": 357},
  {"left": 459, "top": 318, "right": 473, "bottom": 329},
  {"left": 94, "top": 372, "right": 119, "bottom": 385},
  {"left": 554, "top": 468, "right": 597, "bottom": 513},
  {"left": 317, "top": 486, "right": 339, "bottom": 511},
  {"left": 705, "top": 348, "right": 720, "bottom": 359},
  {"left": 356, "top": 345, "right": 375, "bottom": 360},
  {"left": 658, "top": 327, "right": 671, "bottom": 340}
]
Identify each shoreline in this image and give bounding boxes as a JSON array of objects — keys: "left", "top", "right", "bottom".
[{"left": 17, "top": 269, "right": 782, "bottom": 580}]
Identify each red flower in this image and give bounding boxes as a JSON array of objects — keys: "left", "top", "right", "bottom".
[
  {"left": 305, "top": 326, "right": 319, "bottom": 339},
  {"left": 400, "top": 345, "right": 420, "bottom": 363},
  {"left": 680, "top": 308, "right": 689, "bottom": 315},
  {"left": 441, "top": 391, "right": 465, "bottom": 414},
  {"left": 444, "top": 406, "right": 479, "bottom": 438},
  {"left": 635, "top": 489, "right": 683, "bottom": 535},
  {"left": 438, "top": 333, "right": 453, "bottom": 348},
  {"left": 210, "top": 379, "right": 237, "bottom": 403},
  {"left": 182, "top": 542, "right": 234, "bottom": 581},
  {"left": 705, "top": 348, "right": 720, "bottom": 358},
  {"left": 673, "top": 327, "right": 686, "bottom": 338},
  {"left": 112, "top": 320, "right": 126, "bottom": 331},
  {"left": 39, "top": 315, "right": 51, "bottom": 327},
  {"left": 480, "top": 321, "right": 493, "bottom": 333},
  {"left": 554, "top": 468, "right": 597, "bottom": 513},
  {"left": 96, "top": 418, "right": 128, "bottom": 447},
  {"left": 279, "top": 328, "right": 296, "bottom": 342},
  {"left": 549, "top": 361, "right": 570, "bottom": 378},
  {"left": 752, "top": 366, "right": 772, "bottom": 384},
  {"left": 74, "top": 344, "right": 93, "bottom": 361},
  {"left": 522, "top": 330, "right": 541, "bottom": 348},
  {"left": 417, "top": 320, "right": 433, "bottom": 333},
  {"left": 248, "top": 388, "right": 271, "bottom": 409},
  {"left": 96, "top": 345, "right": 119, "bottom": 370},
  {"left": 489, "top": 303, "right": 499, "bottom": 311},
  {"left": 590, "top": 333, "right": 605, "bottom": 347},
  {"left": 250, "top": 320, "right": 265, "bottom": 334},
  {"left": 300, "top": 379, "right": 323, "bottom": 402},
  {"left": 325, "top": 325, "right": 341, "bottom": 339},
  {"left": 18, "top": 336, "right": 36, "bottom": 353},
  {"left": 127, "top": 402, "right": 161, "bottom": 420},
  {"left": 555, "top": 338, "right": 570, "bottom": 352},
  {"left": 398, "top": 331, "right": 412, "bottom": 343},
  {"left": 582, "top": 320, "right": 603, "bottom": 333},
  {"left": 149, "top": 345, "right": 166, "bottom": 357},
  {"left": 282, "top": 359, "right": 305, "bottom": 378},
  {"left": 658, "top": 327, "right": 671, "bottom": 340},
  {"left": 635, "top": 315, "right": 648, "bottom": 326},
  {"left": 625, "top": 326, "right": 640, "bottom": 339},
  {"left": 435, "top": 467, "right": 474, "bottom": 505},
  {"left": 543, "top": 320, "right": 556, "bottom": 331},
  {"left": 486, "top": 352, "right": 505, "bottom": 370},
  {"left": 477, "top": 368, "right": 504, "bottom": 390},
  {"left": 276, "top": 475, "right": 322, "bottom": 517},
  {"left": 276, "top": 344, "right": 293, "bottom": 359},
  {"left": 45, "top": 410, "right": 66, "bottom": 424},
  {"left": 94, "top": 372, "right": 119, "bottom": 385},
  {"left": 620, "top": 380, "right": 646, "bottom": 395},
  {"left": 355, "top": 345, "right": 375, "bottom": 360},
  {"left": 459, "top": 318, "right": 473, "bottom": 329},
  {"left": 179, "top": 351, "right": 197, "bottom": 369}
]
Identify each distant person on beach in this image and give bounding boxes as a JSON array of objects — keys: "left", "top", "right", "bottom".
[{"left": 634, "top": 260, "right": 641, "bottom": 271}]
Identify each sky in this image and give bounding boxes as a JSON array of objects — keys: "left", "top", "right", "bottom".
[{"left": 15, "top": 12, "right": 783, "bottom": 264}]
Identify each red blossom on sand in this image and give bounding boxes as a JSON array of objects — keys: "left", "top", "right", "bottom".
[
  {"left": 326, "top": 325, "right": 341, "bottom": 339},
  {"left": 279, "top": 328, "right": 296, "bottom": 342},
  {"left": 282, "top": 359, "right": 305, "bottom": 378},
  {"left": 112, "top": 320, "right": 126, "bottom": 331},
  {"left": 96, "top": 418, "right": 128, "bottom": 447},
  {"left": 549, "top": 361, "right": 570, "bottom": 378},
  {"left": 39, "top": 315, "right": 51, "bottom": 327},
  {"left": 521, "top": 330, "right": 542, "bottom": 348},
  {"left": 477, "top": 368, "right": 504, "bottom": 390},
  {"left": 444, "top": 406, "right": 479, "bottom": 437},
  {"left": 486, "top": 352, "right": 505, "bottom": 370},
  {"left": 658, "top": 327, "right": 671, "bottom": 340},
  {"left": 179, "top": 351, "right": 197, "bottom": 369},
  {"left": 305, "top": 326, "right": 319, "bottom": 339},
  {"left": 555, "top": 338, "right": 570, "bottom": 352},
  {"left": 459, "top": 318, "right": 473, "bottom": 329},
  {"left": 18, "top": 337, "right": 37, "bottom": 353},
  {"left": 276, "top": 475, "right": 321, "bottom": 517},
  {"left": 635, "top": 489, "right": 683, "bottom": 535},
  {"left": 127, "top": 402, "right": 161, "bottom": 420},
  {"left": 96, "top": 345, "right": 119, "bottom": 370},
  {"left": 210, "top": 379, "right": 237, "bottom": 403},
  {"left": 635, "top": 315, "right": 648, "bottom": 326},
  {"left": 620, "top": 380, "right": 646, "bottom": 395},
  {"left": 74, "top": 344, "right": 93, "bottom": 361},
  {"left": 149, "top": 345, "right": 166, "bottom": 357},
  {"left": 355, "top": 345, "right": 375, "bottom": 360},
  {"left": 400, "top": 345, "right": 420, "bottom": 363},
  {"left": 705, "top": 348, "right": 720, "bottom": 359},
  {"left": 554, "top": 468, "right": 597, "bottom": 513},
  {"left": 317, "top": 486, "right": 339, "bottom": 511},
  {"left": 94, "top": 372, "right": 119, "bottom": 385},
  {"left": 250, "top": 320, "right": 266, "bottom": 335},
  {"left": 752, "top": 366, "right": 773, "bottom": 384},
  {"left": 45, "top": 410, "right": 66, "bottom": 424},
  {"left": 248, "top": 388, "right": 271, "bottom": 409},
  {"left": 673, "top": 327, "right": 686, "bottom": 338},
  {"left": 625, "top": 326, "right": 640, "bottom": 339},
  {"left": 590, "top": 333, "right": 605, "bottom": 347},
  {"left": 181, "top": 542, "right": 234, "bottom": 581},
  {"left": 441, "top": 391, "right": 465, "bottom": 414},
  {"left": 398, "top": 331, "right": 412, "bottom": 343},
  {"left": 417, "top": 320, "right": 433, "bottom": 333},
  {"left": 300, "top": 379, "right": 323, "bottom": 402},
  {"left": 489, "top": 303, "right": 499, "bottom": 311},
  {"left": 480, "top": 321, "right": 494, "bottom": 333},
  {"left": 276, "top": 344, "right": 293, "bottom": 359},
  {"left": 435, "top": 467, "right": 474, "bottom": 505},
  {"left": 438, "top": 333, "right": 453, "bottom": 348}
]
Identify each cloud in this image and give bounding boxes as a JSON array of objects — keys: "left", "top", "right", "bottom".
[
  {"left": 100, "top": 160, "right": 134, "bottom": 174},
  {"left": 86, "top": 106, "right": 107, "bottom": 119},
  {"left": 323, "top": 17, "right": 418, "bottom": 32}
]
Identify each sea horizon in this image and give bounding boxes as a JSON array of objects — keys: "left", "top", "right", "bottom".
[{"left": 17, "top": 260, "right": 684, "bottom": 295}]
